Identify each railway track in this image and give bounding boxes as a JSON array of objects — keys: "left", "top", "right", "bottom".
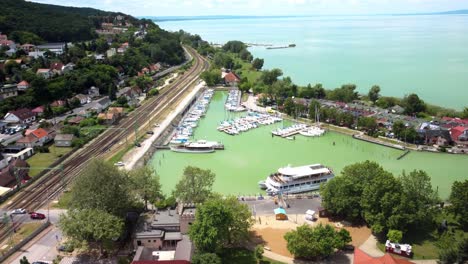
[{"left": 0, "top": 47, "right": 209, "bottom": 243}]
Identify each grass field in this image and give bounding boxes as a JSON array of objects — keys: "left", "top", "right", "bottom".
[
  {"left": 220, "top": 248, "right": 284, "bottom": 264},
  {"left": 27, "top": 146, "right": 73, "bottom": 177},
  {"left": 231, "top": 54, "right": 262, "bottom": 83}
]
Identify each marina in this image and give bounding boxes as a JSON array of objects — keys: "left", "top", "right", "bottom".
[
  {"left": 151, "top": 92, "right": 468, "bottom": 198},
  {"left": 224, "top": 89, "right": 245, "bottom": 112},
  {"left": 217, "top": 111, "right": 282, "bottom": 136}
]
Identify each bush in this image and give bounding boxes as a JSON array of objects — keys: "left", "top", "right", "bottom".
[{"left": 148, "top": 88, "right": 159, "bottom": 97}]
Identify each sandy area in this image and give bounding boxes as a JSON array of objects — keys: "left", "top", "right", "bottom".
[
  {"left": 251, "top": 215, "right": 371, "bottom": 259},
  {"left": 122, "top": 81, "right": 206, "bottom": 170}
]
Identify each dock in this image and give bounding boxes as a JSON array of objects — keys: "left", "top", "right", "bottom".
[
  {"left": 271, "top": 124, "right": 308, "bottom": 138},
  {"left": 397, "top": 150, "right": 410, "bottom": 160}
]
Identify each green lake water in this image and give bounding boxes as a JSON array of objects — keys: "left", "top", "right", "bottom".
[
  {"left": 159, "top": 15, "right": 468, "bottom": 109},
  {"left": 149, "top": 92, "right": 468, "bottom": 199}
]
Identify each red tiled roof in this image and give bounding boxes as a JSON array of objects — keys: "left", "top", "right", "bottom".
[
  {"left": 32, "top": 106, "right": 44, "bottom": 113},
  {"left": 224, "top": 72, "right": 240, "bottom": 83},
  {"left": 8, "top": 108, "right": 35, "bottom": 121},
  {"left": 0, "top": 159, "right": 30, "bottom": 187},
  {"left": 51, "top": 100, "right": 67, "bottom": 107},
  {"left": 50, "top": 62, "right": 64, "bottom": 71},
  {"left": 354, "top": 248, "right": 414, "bottom": 264},
  {"left": 450, "top": 126, "right": 468, "bottom": 141},
  {"left": 68, "top": 116, "right": 84, "bottom": 124},
  {"left": 18, "top": 80, "right": 29, "bottom": 86},
  {"left": 17, "top": 134, "right": 38, "bottom": 144},
  {"left": 31, "top": 128, "right": 48, "bottom": 139}
]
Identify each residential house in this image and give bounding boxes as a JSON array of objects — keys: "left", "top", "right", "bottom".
[
  {"left": 354, "top": 248, "right": 414, "bottom": 264},
  {"left": 54, "top": 134, "right": 74, "bottom": 147},
  {"left": 88, "top": 86, "right": 100, "bottom": 98},
  {"left": 76, "top": 109, "right": 91, "bottom": 118},
  {"left": 20, "top": 44, "right": 36, "bottom": 52},
  {"left": 106, "top": 48, "right": 117, "bottom": 58},
  {"left": 117, "top": 42, "right": 130, "bottom": 53},
  {"left": 36, "top": 68, "right": 52, "bottom": 79},
  {"left": 17, "top": 80, "right": 30, "bottom": 91},
  {"left": 28, "top": 51, "right": 45, "bottom": 59},
  {"left": 92, "top": 97, "right": 111, "bottom": 112},
  {"left": 0, "top": 34, "right": 7, "bottom": 41},
  {"left": 149, "top": 63, "right": 161, "bottom": 73},
  {"left": 97, "top": 112, "right": 116, "bottom": 125},
  {"left": 51, "top": 100, "right": 67, "bottom": 108},
  {"left": 62, "top": 63, "right": 75, "bottom": 73},
  {"left": 50, "top": 62, "right": 64, "bottom": 75},
  {"left": 121, "top": 86, "right": 143, "bottom": 107},
  {"left": 37, "top": 43, "right": 66, "bottom": 55},
  {"left": 441, "top": 117, "right": 468, "bottom": 129},
  {"left": 223, "top": 72, "right": 241, "bottom": 86},
  {"left": 74, "top": 94, "right": 91, "bottom": 105},
  {"left": 108, "top": 107, "right": 124, "bottom": 119},
  {"left": 390, "top": 105, "right": 405, "bottom": 114},
  {"left": 31, "top": 106, "right": 45, "bottom": 116},
  {"left": 418, "top": 128, "right": 452, "bottom": 146},
  {"left": 67, "top": 116, "right": 84, "bottom": 125},
  {"left": 0, "top": 84, "right": 18, "bottom": 101},
  {"left": 2, "top": 145, "right": 35, "bottom": 160},
  {"left": 16, "top": 128, "right": 54, "bottom": 148},
  {"left": 450, "top": 126, "right": 468, "bottom": 146},
  {"left": 0, "top": 158, "right": 30, "bottom": 188},
  {"left": 4, "top": 108, "right": 36, "bottom": 124},
  {"left": 0, "top": 35, "right": 17, "bottom": 57}
]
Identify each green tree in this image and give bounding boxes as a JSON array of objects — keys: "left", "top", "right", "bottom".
[
  {"left": 222, "top": 40, "right": 246, "bottom": 53},
  {"left": 174, "top": 166, "right": 215, "bottom": 203},
  {"left": 283, "top": 97, "right": 296, "bottom": 117},
  {"left": 192, "top": 252, "right": 222, "bottom": 264},
  {"left": 254, "top": 244, "right": 264, "bottom": 263},
  {"left": 368, "top": 85, "right": 381, "bottom": 104},
  {"left": 403, "top": 93, "right": 426, "bottom": 115},
  {"left": 20, "top": 256, "right": 30, "bottom": 264},
  {"left": 326, "top": 84, "right": 358, "bottom": 103},
  {"left": 284, "top": 224, "right": 351, "bottom": 259},
  {"left": 200, "top": 69, "right": 221, "bottom": 86},
  {"left": 69, "top": 160, "right": 135, "bottom": 216},
  {"left": 387, "top": 230, "right": 403, "bottom": 243},
  {"left": 260, "top": 68, "right": 283, "bottom": 85},
  {"left": 461, "top": 107, "right": 468, "bottom": 119},
  {"left": 130, "top": 167, "right": 162, "bottom": 210},
  {"left": 357, "top": 116, "right": 378, "bottom": 135},
  {"left": 59, "top": 209, "right": 124, "bottom": 254},
  {"left": 189, "top": 196, "right": 253, "bottom": 253},
  {"left": 213, "top": 53, "right": 233, "bottom": 69},
  {"left": 239, "top": 49, "right": 253, "bottom": 62},
  {"left": 399, "top": 170, "right": 438, "bottom": 228},
  {"left": 252, "top": 58, "right": 264, "bottom": 70},
  {"left": 449, "top": 180, "right": 468, "bottom": 230}
]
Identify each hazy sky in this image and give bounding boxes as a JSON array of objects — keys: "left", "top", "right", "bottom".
[{"left": 29, "top": 0, "right": 468, "bottom": 16}]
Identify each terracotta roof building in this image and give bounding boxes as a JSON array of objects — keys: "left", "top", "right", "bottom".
[{"left": 354, "top": 248, "right": 414, "bottom": 264}]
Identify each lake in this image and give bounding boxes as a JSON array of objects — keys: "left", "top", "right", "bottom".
[{"left": 158, "top": 15, "right": 468, "bottom": 110}]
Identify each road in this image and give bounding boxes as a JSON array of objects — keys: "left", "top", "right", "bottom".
[{"left": 0, "top": 46, "right": 209, "bottom": 246}]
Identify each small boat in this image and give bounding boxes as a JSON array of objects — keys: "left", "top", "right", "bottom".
[
  {"left": 258, "top": 180, "right": 267, "bottom": 190},
  {"left": 286, "top": 137, "right": 294, "bottom": 140}
]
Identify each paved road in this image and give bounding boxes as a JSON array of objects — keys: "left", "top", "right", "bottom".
[{"left": 242, "top": 197, "right": 322, "bottom": 216}]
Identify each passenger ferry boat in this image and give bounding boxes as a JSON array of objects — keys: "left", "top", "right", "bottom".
[
  {"left": 259, "top": 164, "right": 334, "bottom": 195},
  {"left": 169, "top": 140, "right": 223, "bottom": 153}
]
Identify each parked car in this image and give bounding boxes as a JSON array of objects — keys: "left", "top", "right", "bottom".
[
  {"left": 135, "top": 143, "right": 141, "bottom": 147},
  {"left": 114, "top": 161, "right": 125, "bottom": 167},
  {"left": 11, "top": 208, "right": 27, "bottom": 214},
  {"left": 30, "top": 212, "right": 46, "bottom": 220},
  {"left": 32, "top": 261, "right": 50, "bottom": 264},
  {"left": 146, "top": 131, "right": 154, "bottom": 135}
]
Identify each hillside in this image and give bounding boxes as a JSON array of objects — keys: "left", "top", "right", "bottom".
[{"left": 0, "top": 0, "right": 140, "bottom": 42}]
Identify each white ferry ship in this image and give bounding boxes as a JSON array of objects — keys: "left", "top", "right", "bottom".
[
  {"left": 259, "top": 164, "right": 334, "bottom": 195},
  {"left": 170, "top": 140, "right": 224, "bottom": 153}
]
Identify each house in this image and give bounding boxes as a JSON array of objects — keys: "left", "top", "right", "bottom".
[
  {"left": 16, "top": 128, "right": 54, "bottom": 147},
  {"left": 4, "top": 108, "right": 36, "bottom": 124},
  {"left": 450, "top": 126, "right": 468, "bottom": 146},
  {"left": 51, "top": 100, "right": 67, "bottom": 108},
  {"left": 17, "top": 80, "right": 30, "bottom": 91},
  {"left": 28, "top": 51, "right": 45, "bottom": 59},
  {"left": 92, "top": 97, "right": 111, "bottom": 112},
  {"left": 36, "top": 43, "right": 66, "bottom": 55},
  {"left": 149, "top": 63, "right": 161, "bottom": 73},
  {"left": 132, "top": 235, "right": 193, "bottom": 263},
  {"left": 2, "top": 145, "right": 34, "bottom": 160},
  {"left": 0, "top": 84, "right": 18, "bottom": 101},
  {"left": 97, "top": 112, "right": 116, "bottom": 125},
  {"left": 0, "top": 158, "right": 30, "bottom": 188},
  {"left": 67, "top": 116, "right": 84, "bottom": 125},
  {"left": 417, "top": 128, "right": 452, "bottom": 146},
  {"left": 31, "top": 106, "right": 45, "bottom": 116},
  {"left": 224, "top": 72, "right": 241, "bottom": 86},
  {"left": 88, "top": 86, "right": 100, "bottom": 98},
  {"left": 50, "top": 62, "right": 64, "bottom": 75},
  {"left": 354, "top": 248, "right": 414, "bottom": 264},
  {"left": 108, "top": 107, "right": 124, "bottom": 118},
  {"left": 106, "top": 48, "right": 117, "bottom": 58},
  {"left": 118, "top": 42, "right": 130, "bottom": 53},
  {"left": 20, "top": 44, "right": 36, "bottom": 52},
  {"left": 36, "top": 68, "right": 52, "bottom": 79},
  {"left": 54, "top": 134, "right": 74, "bottom": 147},
  {"left": 76, "top": 109, "right": 91, "bottom": 118},
  {"left": 74, "top": 94, "right": 90, "bottom": 105},
  {"left": 274, "top": 207, "right": 287, "bottom": 220}
]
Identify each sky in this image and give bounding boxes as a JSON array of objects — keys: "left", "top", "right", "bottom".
[{"left": 28, "top": 0, "right": 468, "bottom": 17}]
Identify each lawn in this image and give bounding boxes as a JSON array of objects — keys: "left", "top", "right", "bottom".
[
  {"left": 0, "top": 222, "right": 43, "bottom": 253},
  {"left": 108, "top": 143, "right": 134, "bottom": 165},
  {"left": 231, "top": 53, "right": 262, "bottom": 84},
  {"left": 27, "top": 145, "right": 73, "bottom": 177},
  {"left": 52, "top": 190, "right": 72, "bottom": 209},
  {"left": 220, "top": 248, "right": 284, "bottom": 264}
]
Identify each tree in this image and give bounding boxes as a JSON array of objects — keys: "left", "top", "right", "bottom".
[
  {"left": 174, "top": 166, "right": 215, "bottom": 203},
  {"left": 20, "top": 256, "right": 30, "bottom": 264},
  {"left": 252, "top": 58, "right": 264, "bottom": 70},
  {"left": 357, "top": 116, "right": 378, "bottom": 136},
  {"left": 222, "top": 40, "right": 246, "bottom": 53},
  {"left": 399, "top": 170, "right": 438, "bottom": 228},
  {"left": 254, "top": 244, "right": 264, "bottom": 263},
  {"left": 239, "top": 49, "right": 253, "bottom": 62},
  {"left": 403, "top": 93, "right": 426, "bottom": 115},
  {"left": 260, "top": 68, "right": 283, "bottom": 85},
  {"left": 461, "top": 107, "right": 468, "bottom": 119},
  {"left": 387, "top": 230, "right": 403, "bottom": 243},
  {"left": 449, "top": 180, "right": 468, "bottom": 230},
  {"left": 59, "top": 209, "right": 124, "bottom": 254},
  {"left": 283, "top": 97, "right": 296, "bottom": 117},
  {"left": 200, "top": 69, "right": 221, "bottom": 86},
  {"left": 192, "top": 252, "right": 222, "bottom": 264},
  {"left": 189, "top": 196, "right": 253, "bottom": 253},
  {"left": 68, "top": 160, "right": 135, "bottom": 216},
  {"left": 284, "top": 224, "right": 351, "bottom": 259},
  {"left": 326, "top": 84, "right": 358, "bottom": 103},
  {"left": 308, "top": 99, "right": 321, "bottom": 121},
  {"left": 130, "top": 167, "right": 162, "bottom": 210},
  {"left": 368, "top": 85, "right": 381, "bottom": 104}
]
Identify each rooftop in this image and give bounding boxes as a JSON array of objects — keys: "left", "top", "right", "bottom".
[
  {"left": 151, "top": 210, "right": 180, "bottom": 229},
  {"left": 135, "top": 229, "right": 164, "bottom": 239},
  {"left": 277, "top": 164, "right": 331, "bottom": 178}
]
